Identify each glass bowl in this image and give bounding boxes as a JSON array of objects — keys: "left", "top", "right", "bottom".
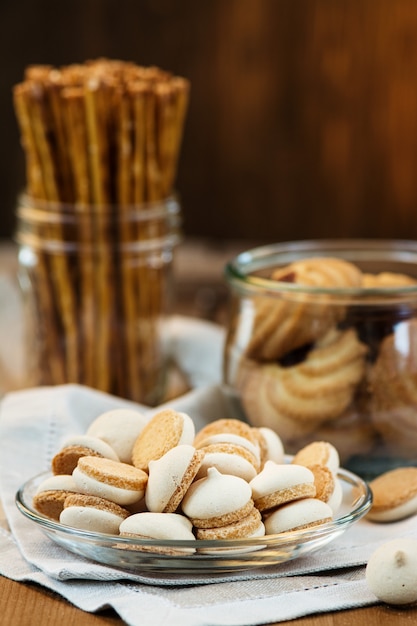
[
  {"left": 16, "top": 465, "right": 371, "bottom": 575},
  {"left": 224, "top": 239, "right": 417, "bottom": 479}
]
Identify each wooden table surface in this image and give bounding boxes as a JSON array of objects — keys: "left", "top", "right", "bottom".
[{"left": 1, "top": 239, "right": 417, "bottom": 626}]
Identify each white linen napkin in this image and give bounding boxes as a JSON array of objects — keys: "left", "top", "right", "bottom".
[{"left": 1, "top": 381, "right": 417, "bottom": 625}]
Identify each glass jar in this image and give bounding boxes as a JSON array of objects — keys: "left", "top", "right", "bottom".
[
  {"left": 224, "top": 239, "right": 417, "bottom": 478},
  {"left": 15, "top": 193, "right": 181, "bottom": 406}
]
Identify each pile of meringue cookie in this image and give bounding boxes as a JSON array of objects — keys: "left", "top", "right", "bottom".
[{"left": 33, "top": 408, "right": 344, "bottom": 545}]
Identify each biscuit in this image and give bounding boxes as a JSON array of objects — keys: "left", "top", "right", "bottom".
[
  {"left": 195, "top": 506, "right": 263, "bottom": 540},
  {"left": 193, "top": 418, "right": 259, "bottom": 449},
  {"left": 249, "top": 461, "right": 316, "bottom": 512},
  {"left": 60, "top": 494, "right": 130, "bottom": 534},
  {"left": 264, "top": 498, "right": 333, "bottom": 534},
  {"left": 33, "top": 474, "right": 78, "bottom": 520},
  {"left": 51, "top": 434, "right": 119, "bottom": 475},
  {"left": 307, "top": 464, "right": 335, "bottom": 502},
  {"left": 306, "top": 464, "right": 343, "bottom": 514},
  {"left": 367, "top": 467, "right": 417, "bottom": 522},
  {"left": 131, "top": 409, "right": 195, "bottom": 471},
  {"left": 292, "top": 441, "right": 340, "bottom": 476},
  {"left": 73, "top": 456, "right": 148, "bottom": 505}
]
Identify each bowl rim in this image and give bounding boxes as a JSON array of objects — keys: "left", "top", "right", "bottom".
[{"left": 15, "top": 463, "right": 372, "bottom": 557}]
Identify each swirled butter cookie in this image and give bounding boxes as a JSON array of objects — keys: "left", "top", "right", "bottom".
[
  {"left": 240, "top": 327, "right": 368, "bottom": 447},
  {"left": 362, "top": 272, "right": 417, "bottom": 288},
  {"left": 245, "top": 257, "right": 363, "bottom": 361}
]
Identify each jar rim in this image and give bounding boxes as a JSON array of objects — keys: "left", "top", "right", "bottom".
[
  {"left": 225, "top": 238, "right": 417, "bottom": 299},
  {"left": 18, "top": 192, "right": 181, "bottom": 222},
  {"left": 15, "top": 191, "right": 182, "bottom": 253}
]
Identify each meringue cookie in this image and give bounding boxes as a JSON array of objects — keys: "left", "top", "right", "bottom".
[
  {"left": 257, "top": 427, "right": 285, "bottom": 466},
  {"left": 182, "top": 467, "right": 253, "bottom": 528},
  {"left": 264, "top": 498, "right": 333, "bottom": 534},
  {"left": 36, "top": 474, "right": 78, "bottom": 493},
  {"left": 249, "top": 461, "right": 316, "bottom": 512},
  {"left": 194, "top": 418, "right": 259, "bottom": 449},
  {"left": 366, "top": 538, "right": 417, "bottom": 605},
  {"left": 33, "top": 474, "right": 79, "bottom": 520},
  {"left": 52, "top": 434, "right": 120, "bottom": 475},
  {"left": 119, "top": 512, "right": 196, "bottom": 554},
  {"left": 367, "top": 467, "right": 417, "bottom": 522},
  {"left": 195, "top": 432, "right": 261, "bottom": 468},
  {"left": 87, "top": 408, "right": 148, "bottom": 463},
  {"left": 194, "top": 442, "right": 259, "bottom": 482},
  {"left": 60, "top": 494, "right": 130, "bottom": 534},
  {"left": 73, "top": 456, "right": 148, "bottom": 505},
  {"left": 145, "top": 444, "right": 204, "bottom": 513}
]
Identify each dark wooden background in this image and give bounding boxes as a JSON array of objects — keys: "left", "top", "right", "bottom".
[{"left": 2, "top": 0, "right": 417, "bottom": 244}]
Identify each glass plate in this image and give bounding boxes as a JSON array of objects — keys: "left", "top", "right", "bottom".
[{"left": 15, "top": 466, "right": 372, "bottom": 575}]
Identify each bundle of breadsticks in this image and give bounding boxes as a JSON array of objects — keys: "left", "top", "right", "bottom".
[{"left": 13, "top": 59, "right": 189, "bottom": 404}]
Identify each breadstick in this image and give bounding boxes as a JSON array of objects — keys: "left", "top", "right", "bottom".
[
  {"left": 144, "top": 87, "right": 162, "bottom": 201},
  {"left": 130, "top": 82, "right": 147, "bottom": 204},
  {"left": 63, "top": 87, "right": 95, "bottom": 388},
  {"left": 13, "top": 84, "right": 44, "bottom": 200},
  {"left": 84, "top": 77, "right": 113, "bottom": 392},
  {"left": 164, "top": 77, "right": 190, "bottom": 196},
  {"left": 13, "top": 84, "right": 67, "bottom": 384},
  {"left": 114, "top": 86, "right": 143, "bottom": 400},
  {"left": 27, "top": 80, "right": 80, "bottom": 383}
]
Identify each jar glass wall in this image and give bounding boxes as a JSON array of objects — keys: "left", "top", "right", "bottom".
[
  {"left": 224, "top": 239, "right": 417, "bottom": 478},
  {"left": 16, "top": 194, "right": 181, "bottom": 406}
]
